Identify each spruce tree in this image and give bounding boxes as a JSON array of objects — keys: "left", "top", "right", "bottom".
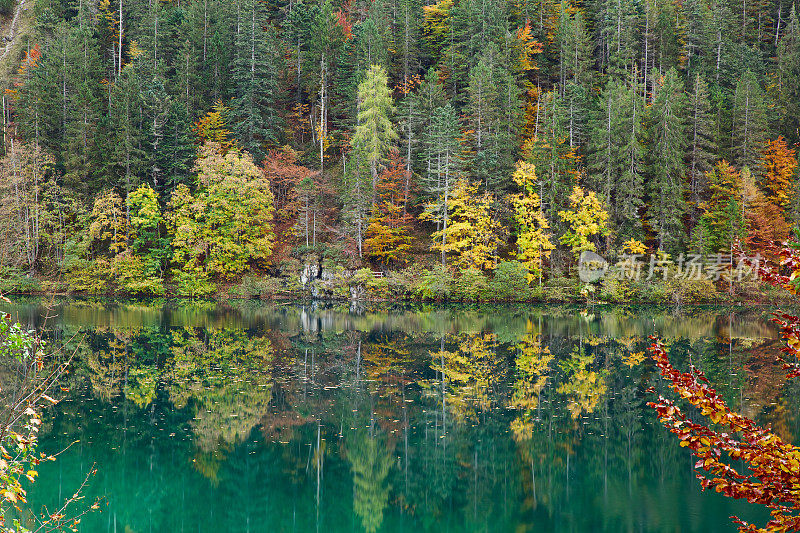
[
  {"left": 686, "top": 74, "right": 717, "bottom": 229},
  {"left": 732, "top": 69, "right": 768, "bottom": 170},
  {"left": 230, "top": 0, "right": 282, "bottom": 162},
  {"left": 646, "top": 67, "right": 687, "bottom": 251}
]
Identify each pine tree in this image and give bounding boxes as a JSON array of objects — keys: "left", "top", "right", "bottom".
[
  {"left": 646, "top": 68, "right": 687, "bottom": 251},
  {"left": 732, "top": 70, "right": 768, "bottom": 170},
  {"left": 230, "top": 0, "right": 283, "bottom": 163}
]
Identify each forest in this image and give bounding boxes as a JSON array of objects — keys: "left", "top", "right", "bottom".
[{"left": 0, "top": 0, "right": 798, "bottom": 299}]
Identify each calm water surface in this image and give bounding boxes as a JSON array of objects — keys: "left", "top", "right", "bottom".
[{"left": 3, "top": 300, "right": 797, "bottom": 533}]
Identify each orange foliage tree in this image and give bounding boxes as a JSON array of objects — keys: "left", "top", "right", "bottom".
[
  {"left": 760, "top": 137, "right": 798, "bottom": 215},
  {"left": 364, "top": 151, "right": 414, "bottom": 265},
  {"left": 262, "top": 147, "right": 321, "bottom": 254},
  {"left": 193, "top": 101, "right": 235, "bottom": 153},
  {"left": 648, "top": 240, "right": 800, "bottom": 532}
]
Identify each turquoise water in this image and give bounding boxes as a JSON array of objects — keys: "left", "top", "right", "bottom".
[{"left": 4, "top": 300, "right": 794, "bottom": 532}]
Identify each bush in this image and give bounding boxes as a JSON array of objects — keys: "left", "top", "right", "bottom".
[
  {"left": 599, "top": 276, "right": 636, "bottom": 303},
  {"left": 543, "top": 276, "right": 580, "bottom": 302},
  {"left": 63, "top": 258, "right": 113, "bottom": 294},
  {"left": 451, "top": 268, "right": 489, "bottom": 301},
  {"left": 114, "top": 254, "right": 165, "bottom": 296},
  {"left": 0, "top": 267, "right": 41, "bottom": 294},
  {"left": 490, "top": 261, "right": 531, "bottom": 301},
  {"left": 415, "top": 264, "right": 453, "bottom": 301},
  {"left": 175, "top": 266, "right": 216, "bottom": 298}
]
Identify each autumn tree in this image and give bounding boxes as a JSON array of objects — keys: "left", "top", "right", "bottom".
[
  {"left": 89, "top": 190, "right": 128, "bottom": 257},
  {"left": 511, "top": 161, "right": 554, "bottom": 284},
  {"left": 351, "top": 64, "right": 397, "bottom": 200},
  {"left": 262, "top": 147, "right": 322, "bottom": 252},
  {"left": 558, "top": 186, "right": 610, "bottom": 256},
  {"left": 168, "top": 143, "right": 275, "bottom": 288},
  {"left": 760, "top": 137, "right": 798, "bottom": 216},
  {"left": 364, "top": 151, "right": 414, "bottom": 265},
  {"left": 695, "top": 160, "right": 746, "bottom": 253},
  {"left": 423, "top": 179, "right": 503, "bottom": 271}
]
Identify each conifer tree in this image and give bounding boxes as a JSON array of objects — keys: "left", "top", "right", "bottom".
[
  {"left": 686, "top": 74, "right": 717, "bottom": 229},
  {"left": 646, "top": 68, "right": 687, "bottom": 251},
  {"left": 351, "top": 64, "right": 397, "bottom": 201},
  {"left": 732, "top": 70, "right": 768, "bottom": 170},
  {"left": 231, "top": 0, "right": 283, "bottom": 163}
]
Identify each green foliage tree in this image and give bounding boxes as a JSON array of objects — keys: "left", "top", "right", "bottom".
[{"left": 168, "top": 143, "right": 275, "bottom": 283}]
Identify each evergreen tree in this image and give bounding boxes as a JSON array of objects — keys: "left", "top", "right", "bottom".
[
  {"left": 646, "top": 68, "right": 687, "bottom": 251},
  {"left": 732, "top": 70, "right": 768, "bottom": 170},
  {"left": 420, "top": 103, "right": 462, "bottom": 265},
  {"left": 230, "top": 0, "right": 283, "bottom": 162},
  {"left": 777, "top": 4, "right": 800, "bottom": 144},
  {"left": 686, "top": 74, "right": 717, "bottom": 230},
  {"left": 351, "top": 64, "right": 398, "bottom": 201}
]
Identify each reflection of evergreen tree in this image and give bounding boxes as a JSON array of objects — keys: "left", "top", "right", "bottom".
[{"left": 346, "top": 421, "right": 394, "bottom": 533}]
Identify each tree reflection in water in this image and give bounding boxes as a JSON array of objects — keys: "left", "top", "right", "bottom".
[{"left": 0, "top": 300, "right": 787, "bottom": 532}]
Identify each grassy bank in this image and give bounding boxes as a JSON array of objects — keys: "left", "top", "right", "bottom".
[{"left": 1, "top": 259, "right": 793, "bottom": 306}]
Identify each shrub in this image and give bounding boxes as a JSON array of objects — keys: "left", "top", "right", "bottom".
[
  {"left": 415, "top": 264, "right": 453, "bottom": 301},
  {"left": 63, "top": 258, "right": 113, "bottom": 294},
  {"left": 543, "top": 275, "right": 580, "bottom": 302},
  {"left": 490, "top": 261, "right": 531, "bottom": 301},
  {"left": 175, "top": 266, "right": 216, "bottom": 298},
  {"left": 452, "top": 268, "right": 489, "bottom": 301},
  {"left": 0, "top": 267, "right": 41, "bottom": 294},
  {"left": 114, "top": 254, "right": 165, "bottom": 296}
]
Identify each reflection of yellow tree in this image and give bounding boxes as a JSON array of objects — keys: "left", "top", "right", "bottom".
[
  {"left": 124, "top": 366, "right": 158, "bottom": 408},
  {"left": 557, "top": 345, "right": 607, "bottom": 419},
  {"left": 511, "top": 330, "right": 553, "bottom": 441},
  {"left": 346, "top": 426, "right": 394, "bottom": 533},
  {"left": 429, "top": 333, "right": 506, "bottom": 421},
  {"left": 167, "top": 328, "right": 274, "bottom": 453},
  {"left": 363, "top": 336, "right": 415, "bottom": 397},
  {"left": 85, "top": 330, "right": 130, "bottom": 402}
]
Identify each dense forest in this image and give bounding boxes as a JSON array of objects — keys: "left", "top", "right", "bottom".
[{"left": 0, "top": 0, "right": 798, "bottom": 297}]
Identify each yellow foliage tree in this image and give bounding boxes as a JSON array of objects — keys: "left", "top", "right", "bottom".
[
  {"left": 558, "top": 186, "right": 610, "bottom": 256},
  {"left": 511, "top": 161, "right": 554, "bottom": 283},
  {"left": 621, "top": 238, "right": 647, "bottom": 254},
  {"left": 89, "top": 190, "right": 127, "bottom": 256},
  {"left": 425, "top": 179, "right": 504, "bottom": 271},
  {"left": 193, "top": 101, "right": 235, "bottom": 153}
]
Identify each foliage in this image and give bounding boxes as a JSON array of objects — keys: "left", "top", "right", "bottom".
[
  {"left": 558, "top": 186, "right": 610, "bottom": 256},
  {"left": 168, "top": 144, "right": 275, "bottom": 281},
  {"left": 364, "top": 152, "right": 413, "bottom": 264},
  {"left": 511, "top": 161, "right": 554, "bottom": 283},
  {"left": 0, "top": 313, "right": 98, "bottom": 531},
  {"left": 424, "top": 179, "right": 504, "bottom": 271},
  {"left": 490, "top": 261, "right": 532, "bottom": 301},
  {"left": 648, "top": 238, "right": 800, "bottom": 531}
]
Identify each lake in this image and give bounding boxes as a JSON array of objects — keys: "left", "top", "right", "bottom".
[{"left": 2, "top": 299, "right": 794, "bottom": 532}]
